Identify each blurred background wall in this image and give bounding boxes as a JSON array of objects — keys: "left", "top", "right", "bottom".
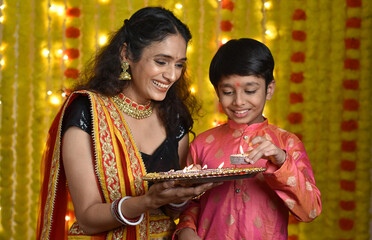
[{"left": 0, "top": 0, "right": 371, "bottom": 239}]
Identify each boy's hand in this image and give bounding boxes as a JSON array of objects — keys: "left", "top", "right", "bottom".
[
  {"left": 245, "top": 136, "right": 286, "bottom": 167},
  {"left": 177, "top": 228, "right": 202, "bottom": 240}
]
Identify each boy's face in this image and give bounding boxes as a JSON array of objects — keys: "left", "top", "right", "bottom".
[{"left": 216, "top": 75, "right": 275, "bottom": 125}]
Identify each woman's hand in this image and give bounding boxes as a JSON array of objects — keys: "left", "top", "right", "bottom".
[
  {"left": 245, "top": 136, "right": 286, "bottom": 167},
  {"left": 144, "top": 180, "right": 220, "bottom": 210},
  {"left": 177, "top": 228, "right": 201, "bottom": 240}
]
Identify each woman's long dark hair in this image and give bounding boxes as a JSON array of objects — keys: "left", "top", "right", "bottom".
[{"left": 76, "top": 7, "right": 200, "bottom": 135}]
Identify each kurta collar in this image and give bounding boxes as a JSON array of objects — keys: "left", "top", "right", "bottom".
[{"left": 227, "top": 118, "right": 268, "bottom": 132}]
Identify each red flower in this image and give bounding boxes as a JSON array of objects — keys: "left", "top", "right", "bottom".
[
  {"left": 344, "top": 58, "right": 360, "bottom": 70},
  {"left": 347, "top": 0, "right": 362, "bottom": 7},
  {"left": 341, "top": 119, "right": 358, "bottom": 131},
  {"left": 343, "top": 80, "right": 359, "bottom": 90},
  {"left": 66, "top": 27, "right": 80, "bottom": 38},
  {"left": 289, "top": 93, "right": 304, "bottom": 104},
  {"left": 288, "top": 112, "right": 303, "bottom": 124},
  {"left": 65, "top": 49, "right": 80, "bottom": 59},
  {"left": 339, "top": 218, "right": 354, "bottom": 231},
  {"left": 340, "top": 160, "right": 356, "bottom": 171},
  {"left": 341, "top": 140, "right": 357, "bottom": 152},
  {"left": 340, "top": 180, "right": 355, "bottom": 192},
  {"left": 66, "top": 8, "right": 81, "bottom": 17},
  {"left": 292, "top": 30, "right": 306, "bottom": 41},
  {"left": 343, "top": 99, "right": 359, "bottom": 111},
  {"left": 339, "top": 200, "right": 356, "bottom": 211},
  {"left": 292, "top": 9, "right": 306, "bottom": 20},
  {"left": 291, "top": 52, "right": 305, "bottom": 62},
  {"left": 345, "top": 38, "right": 360, "bottom": 49},
  {"left": 222, "top": 0, "right": 234, "bottom": 11},
  {"left": 290, "top": 72, "right": 304, "bottom": 83},
  {"left": 64, "top": 68, "right": 79, "bottom": 79},
  {"left": 221, "top": 21, "right": 233, "bottom": 32},
  {"left": 346, "top": 17, "right": 361, "bottom": 28}
]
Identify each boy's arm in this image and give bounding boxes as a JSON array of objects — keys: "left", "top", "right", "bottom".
[
  {"left": 173, "top": 200, "right": 200, "bottom": 239},
  {"left": 264, "top": 137, "right": 322, "bottom": 222}
]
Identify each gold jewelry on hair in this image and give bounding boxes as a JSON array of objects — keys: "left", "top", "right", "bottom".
[
  {"left": 112, "top": 93, "right": 152, "bottom": 119},
  {"left": 119, "top": 61, "right": 131, "bottom": 80}
]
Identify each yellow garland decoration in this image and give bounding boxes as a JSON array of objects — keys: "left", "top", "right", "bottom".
[
  {"left": 355, "top": 0, "right": 372, "bottom": 238},
  {"left": 13, "top": 0, "right": 33, "bottom": 238},
  {"left": 29, "top": 0, "right": 49, "bottom": 239},
  {"left": 0, "top": 0, "right": 17, "bottom": 238}
]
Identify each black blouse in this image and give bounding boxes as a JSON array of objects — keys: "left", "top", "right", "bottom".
[{"left": 62, "top": 95, "right": 187, "bottom": 174}]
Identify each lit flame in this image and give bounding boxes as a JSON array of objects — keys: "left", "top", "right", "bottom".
[
  {"left": 217, "top": 162, "right": 224, "bottom": 169},
  {"left": 240, "top": 145, "right": 244, "bottom": 154},
  {"left": 183, "top": 164, "right": 194, "bottom": 172}
]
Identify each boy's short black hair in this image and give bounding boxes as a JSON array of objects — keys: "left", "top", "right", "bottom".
[{"left": 209, "top": 38, "right": 274, "bottom": 89}]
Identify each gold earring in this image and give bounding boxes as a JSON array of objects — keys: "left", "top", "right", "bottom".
[{"left": 119, "top": 61, "right": 131, "bottom": 80}]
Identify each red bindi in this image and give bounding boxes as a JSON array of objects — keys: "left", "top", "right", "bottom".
[{"left": 235, "top": 82, "right": 240, "bottom": 87}]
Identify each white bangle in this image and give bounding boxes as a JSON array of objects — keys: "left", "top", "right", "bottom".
[
  {"left": 117, "top": 196, "right": 144, "bottom": 226},
  {"left": 168, "top": 200, "right": 189, "bottom": 208}
]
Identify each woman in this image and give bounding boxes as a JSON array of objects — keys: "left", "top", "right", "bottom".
[{"left": 36, "top": 7, "right": 217, "bottom": 240}]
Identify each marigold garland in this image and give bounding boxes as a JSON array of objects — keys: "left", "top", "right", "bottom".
[{"left": 0, "top": 0, "right": 17, "bottom": 237}]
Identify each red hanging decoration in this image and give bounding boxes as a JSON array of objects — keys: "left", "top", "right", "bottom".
[
  {"left": 64, "top": 68, "right": 79, "bottom": 79},
  {"left": 292, "top": 9, "right": 306, "bottom": 20},
  {"left": 65, "top": 49, "right": 80, "bottom": 59},
  {"left": 222, "top": 0, "right": 234, "bottom": 11},
  {"left": 66, "top": 27, "right": 81, "bottom": 38},
  {"left": 66, "top": 8, "right": 81, "bottom": 17}
]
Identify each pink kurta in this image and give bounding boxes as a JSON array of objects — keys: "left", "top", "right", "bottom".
[{"left": 175, "top": 119, "right": 322, "bottom": 240}]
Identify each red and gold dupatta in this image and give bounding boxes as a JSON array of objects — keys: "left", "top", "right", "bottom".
[{"left": 37, "top": 91, "right": 151, "bottom": 239}]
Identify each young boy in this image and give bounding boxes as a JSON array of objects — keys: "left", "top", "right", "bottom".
[{"left": 175, "top": 38, "right": 322, "bottom": 240}]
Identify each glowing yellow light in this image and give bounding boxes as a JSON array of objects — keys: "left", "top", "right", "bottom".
[
  {"left": 50, "top": 4, "right": 64, "bottom": 16},
  {"left": 0, "top": 16, "right": 4, "bottom": 23},
  {"left": 0, "top": 44, "right": 5, "bottom": 51},
  {"left": 187, "top": 44, "right": 193, "bottom": 54},
  {"left": 61, "top": 92, "right": 67, "bottom": 98},
  {"left": 63, "top": 55, "right": 69, "bottom": 60},
  {"left": 0, "top": 100, "right": 2, "bottom": 105},
  {"left": 55, "top": 49, "right": 63, "bottom": 57},
  {"left": 221, "top": 37, "right": 229, "bottom": 44},
  {"left": 42, "top": 49, "right": 50, "bottom": 57},
  {"left": 99, "top": 35, "right": 108, "bottom": 46},
  {"left": 190, "top": 86, "right": 196, "bottom": 94},
  {"left": 0, "top": 4, "right": 6, "bottom": 10},
  {"left": 175, "top": 3, "right": 183, "bottom": 9},
  {"left": 99, "top": 0, "right": 110, "bottom": 3},
  {"left": 212, "top": 120, "right": 218, "bottom": 127},
  {"left": 0, "top": 59, "right": 5, "bottom": 67},
  {"left": 265, "top": 25, "right": 277, "bottom": 40},
  {"left": 47, "top": 91, "right": 52, "bottom": 95},
  {"left": 65, "top": 215, "right": 70, "bottom": 221},
  {"left": 264, "top": 1, "right": 272, "bottom": 9},
  {"left": 50, "top": 95, "right": 61, "bottom": 105}
]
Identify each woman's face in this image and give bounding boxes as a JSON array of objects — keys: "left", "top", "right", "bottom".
[
  {"left": 123, "top": 34, "right": 187, "bottom": 104},
  {"left": 216, "top": 75, "right": 275, "bottom": 125}
]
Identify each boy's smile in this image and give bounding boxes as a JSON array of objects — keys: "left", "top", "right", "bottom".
[{"left": 216, "top": 75, "right": 275, "bottom": 125}]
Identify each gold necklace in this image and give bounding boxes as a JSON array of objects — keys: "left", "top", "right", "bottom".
[{"left": 112, "top": 93, "right": 153, "bottom": 119}]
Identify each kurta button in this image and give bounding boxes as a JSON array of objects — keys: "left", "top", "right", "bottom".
[
  {"left": 235, "top": 188, "right": 241, "bottom": 193},
  {"left": 243, "top": 136, "right": 248, "bottom": 140}
]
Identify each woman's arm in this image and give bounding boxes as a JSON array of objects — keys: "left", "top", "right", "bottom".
[
  {"left": 178, "top": 133, "right": 189, "bottom": 169},
  {"left": 63, "top": 127, "right": 216, "bottom": 235}
]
